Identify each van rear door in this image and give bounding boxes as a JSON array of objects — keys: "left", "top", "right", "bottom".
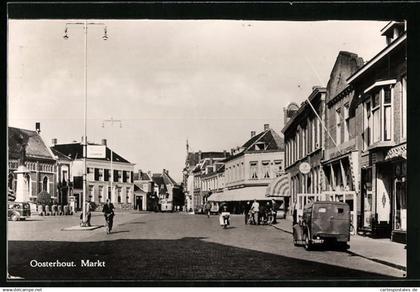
[{"left": 312, "top": 203, "right": 350, "bottom": 236}]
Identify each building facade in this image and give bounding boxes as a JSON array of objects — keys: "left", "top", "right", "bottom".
[
  {"left": 151, "top": 169, "right": 178, "bottom": 212},
  {"left": 215, "top": 124, "right": 285, "bottom": 213},
  {"left": 8, "top": 126, "right": 57, "bottom": 204},
  {"left": 51, "top": 140, "right": 135, "bottom": 210},
  {"left": 191, "top": 153, "right": 227, "bottom": 213},
  {"left": 321, "top": 51, "right": 365, "bottom": 231},
  {"left": 133, "top": 170, "right": 153, "bottom": 211},
  {"left": 347, "top": 21, "right": 407, "bottom": 243},
  {"left": 283, "top": 88, "right": 326, "bottom": 216}
]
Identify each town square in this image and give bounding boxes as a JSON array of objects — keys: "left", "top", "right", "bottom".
[{"left": 6, "top": 16, "right": 407, "bottom": 282}]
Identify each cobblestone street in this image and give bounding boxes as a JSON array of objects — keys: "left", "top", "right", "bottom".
[{"left": 7, "top": 212, "right": 405, "bottom": 281}]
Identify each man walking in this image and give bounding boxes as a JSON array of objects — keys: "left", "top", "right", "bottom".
[
  {"left": 250, "top": 199, "right": 260, "bottom": 225},
  {"left": 102, "top": 199, "right": 115, "bottom": 234}
]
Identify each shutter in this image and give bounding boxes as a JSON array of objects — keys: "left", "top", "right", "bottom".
[
  {"left": 114, "top": 170, "right": 118, "bottom": 182},
  {"left": 131, "top": 171, "right": 134, "bottom": 183},
  {"left": 123, "top": 171, "right": 127, "bottom": 183},
  {"left": 104, "top": 169, "right": 109, "bottom": 181}
]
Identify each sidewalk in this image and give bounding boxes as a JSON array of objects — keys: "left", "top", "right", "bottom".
[{"left": 271, "top": 218, "right": 407, "bottom": 271}]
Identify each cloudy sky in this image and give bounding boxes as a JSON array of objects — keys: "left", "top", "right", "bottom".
[{"left": 8, "top": 19, "right": 388, "bottom": 182}]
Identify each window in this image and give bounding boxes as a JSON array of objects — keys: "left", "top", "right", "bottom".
[
  {"left": 62, "top": 170, "right": 68, "bottom": 183},
  {"left": 336, "top": 108, "right": 342, "bottom": 144},
  {"left": 365, "top": 101, "right": 372, "bottom": 148},
  {"left": 274, "top": 160, "right": 283, "bottom": 177},
  {"left": 104, "top": 169, "right": 110, "bottom": 182},
  {"left": 383, "top": 87, "right": 392, "bottom": 141},
  {"left": 42, "top": 176, "right": 48, "bottom": 192},
  {"left": 344, "top": 103, "right": 350, "bottom": 142},
  {"left": 372, "top": 91, "right": 381, "bottom": 143},
  {"left": 311, "top": 119, "right": 316, "bottom": 151},
  {"left": 250, "top": 161, "right": 258, "bottom": 179},
  {"left": 364, "top": 86, "right": 394, "bottom": 146},
  {"left": 401, "top": 76, "right": 407, "bottom": 139},
  {"left": 262, "top": 161, "right": 270, "bottom": 179},
  {"left": 302, "top": 126, "right": 306, "bottom": 155}
]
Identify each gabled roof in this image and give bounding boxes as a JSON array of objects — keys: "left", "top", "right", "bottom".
[
  {"left": 50, "top": 147, "right": 72, "bottom": 161},
  {"left": 152, "top": 171, "right": 177, "bottom": 189},
  {"left": 133, "top": 171, "right": 151, "bottom": 181},
  {"left": 186, "top": 151, "right": 228, "bottom": 168},
  {"left": 224, "top": 128, "right": 284, "bottom": 162},
  {"left": 8, "top": 127, "right": 55, "bottom": 161},
  {"left": 51, "top": 143, "right": 131, "bottom": 164}
]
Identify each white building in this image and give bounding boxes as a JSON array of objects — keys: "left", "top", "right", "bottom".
[{"left": 51, "top": 139, "right": 135, "bottom": 209}]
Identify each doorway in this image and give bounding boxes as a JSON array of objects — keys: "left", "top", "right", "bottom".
[{"left": 135, "top": 196, "right": 143, "bottom": 211}]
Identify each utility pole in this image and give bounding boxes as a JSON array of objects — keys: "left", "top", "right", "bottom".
[{"left": 63, "top": 20, "right": 108, "bottom": 227}]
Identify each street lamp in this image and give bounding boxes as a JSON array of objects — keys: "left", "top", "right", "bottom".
[
  {"left": 102, "top": 118, "right": 122, "bottom": 205},
  {"left": 63, "top": 20, "right": 108, "bottom": 227}
]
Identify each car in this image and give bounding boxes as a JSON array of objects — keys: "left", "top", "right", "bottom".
[
  {"left": 8, "top": 201, "right": 31, "bottom": 221},
  {"left": 293, "top": 200, "right": 350, "bottom": 250}
]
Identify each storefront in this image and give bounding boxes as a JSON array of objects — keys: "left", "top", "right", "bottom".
[{"left": 360, "top": 144, "right": 406, "bottom": 243}]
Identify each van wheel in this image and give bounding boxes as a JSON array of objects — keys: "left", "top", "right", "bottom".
[
  {"left": 10, "top": 213, "right": 19, "bottom": 221},
  {"left": 304, "top": 231, "right": 312, "bottom": 251}
]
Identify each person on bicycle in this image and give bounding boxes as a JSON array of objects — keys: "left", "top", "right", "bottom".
[{"left": 102, "top": 199, "right": 115, "bottom": 234}]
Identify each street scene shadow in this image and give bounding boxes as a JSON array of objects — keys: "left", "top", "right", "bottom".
[
  {"left": 117, "top": 221, "right": 145, "bottom": 226},
  {"left": 8, "top": 237, "right": 395, "bottom": 281},
  {"left": 108, "top": 230, "right": 130, "bottom": 234}
]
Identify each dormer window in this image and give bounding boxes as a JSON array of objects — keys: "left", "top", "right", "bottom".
[{"left": 255, "top": 142, "right": 266, "bottom": 151}]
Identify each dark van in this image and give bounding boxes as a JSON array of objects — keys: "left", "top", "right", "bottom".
[
  {"left": 8, "top": 202, "right": 31, "bottom": 221},
  {"left": 293, "top": 201, "right": 350, "bottom": 250}
]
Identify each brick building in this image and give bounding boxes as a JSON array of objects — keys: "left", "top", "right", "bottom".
[
  {"left": 347, "top": 21, "right": 407, "bottom": 243},
  {"left": 283, "top": 87, "right": 326, "bottom": 216},
  {"left": 8, "top": 125, "right": 56, "bottom": 204}
]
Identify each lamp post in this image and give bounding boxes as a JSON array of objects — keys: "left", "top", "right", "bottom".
[
  {"left": 102, "top": 118, "right": 122, "bottom": 205},
  {"left": 63, "top": 20, "right": 108, "bottom": 227}
]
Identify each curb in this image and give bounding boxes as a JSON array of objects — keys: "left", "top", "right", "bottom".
[{"left": 270, "top": 224, "right": 406, "bottom": 272}]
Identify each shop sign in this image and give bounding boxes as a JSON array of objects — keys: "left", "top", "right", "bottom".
[
  {"left": 299, "top": 162, "right": 311, "bottom": 174},
  {"left": 385, "top": 144, "right": 407, "bottom": 161},
  {"left": 87, "top": 145, "right": 106, "bottom": 158}
]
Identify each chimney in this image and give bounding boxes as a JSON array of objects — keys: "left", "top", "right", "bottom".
[
  {"left": 223, "top": 150, "right": 227, "bottom": 157},
  {"left": 51, "top": 138, "right": 57, "bottom": 146},
  {"left": 35, "top": 122, "right": 41, "bottom": 134},
  {"left": 251, "top": 131, "right": 256, "bottom": 138},
  {"left": 198, "top": 150, "right": 202, "bottom": 161},
  {"left": 264, "top": 124, "right": 270, "bottom": 131},
  {"left": 81, "top": 136, "right": 84, "bottom": 144},
  {"left": 101, "top": 139, "right": 107, "bottom": 146}
]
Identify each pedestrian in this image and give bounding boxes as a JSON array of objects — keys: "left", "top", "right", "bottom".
[
  {"left": 244, "top": 201, "right": 251, "bottom": 224},
  {"left": 102, "top": 199, "right": 115, "bottom": 234},
  {"left": 250, "top": 199, "right": 260, "bottom": 225},
  {"left": 260, "top": 202, "right": 266, "bottom": 224},
  {"left": 205, "top": 201, "right": 211, "bottom": 218},
  {"left": 271, "top": 199, "right": 278, "bottom": 224}
]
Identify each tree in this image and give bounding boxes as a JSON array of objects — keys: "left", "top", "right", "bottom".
[{"left": 37, "top": 191, "right": 51, "bottom": 206}]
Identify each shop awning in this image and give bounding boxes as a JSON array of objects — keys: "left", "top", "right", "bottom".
[
  {"left": 207, "top": 192, "right": 222, "bottom": 202},
  {"left": 265, "top": 174, "right": 290, "bottom": 197},
  {"left": 209, "top": 186, "right": 270, "bottom": 202}
]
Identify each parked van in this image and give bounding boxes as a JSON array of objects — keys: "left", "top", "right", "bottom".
[{"left": 293, "top": 201, "right": 350, "bottom": 250}]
